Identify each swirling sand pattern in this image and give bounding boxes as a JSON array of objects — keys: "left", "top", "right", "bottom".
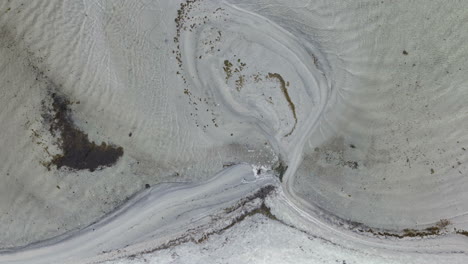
[{"left": 174, "top": 1, "right": 329, "bottom": 149}]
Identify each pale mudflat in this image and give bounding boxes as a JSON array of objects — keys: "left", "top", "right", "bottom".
[{"left": 1, "top": 1, "right": 468, "bottom": 264}]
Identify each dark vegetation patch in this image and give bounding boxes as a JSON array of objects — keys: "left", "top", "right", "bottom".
[
  {"left": 313, "top": 141, "right": 360, "bottom": 170},
  {"left": 344, "top": 161, "right": 359, "bottom": 169},
  {"left": 363, "top": 219, "right": 452, "bottom": 238},
  {"left": 222, "top": 162, "right": 237, "bottom": 168},
  {"left": 224, "top": 185, "right": 276, "bottom": 214},
  {"left": 173, "top": 0, "right": 202, "bottom": 83},
  {"left": 0, "top": 23, "right": 123, "bottom": 172},
  {"left": 192, "top": 186, "right": 278, "bottom": 244},
  {"left": 222, "top": 58, "right": 246, "bottom": 90},
  {"left": 208, "top": 201, "right": 278, "bottom": 244},
  {"left": 223, "top": 59, "right": 233, "bottom": 81},
  {"left": 456, "top": 229, "right": 468, "bottom": 237},
  {"left": 43, "top": 93, "right": 123, "bottom": 172},
  {"left": 273, "top": 160, "right": 288, "bottom": 182}
]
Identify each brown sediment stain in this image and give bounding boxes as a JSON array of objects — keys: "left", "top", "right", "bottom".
[
  {"left": 43, "top": 93, "right": 123, "bottom": 172},
  {"left": 266, "top": 73, "right": 297, "bottom": 137}
]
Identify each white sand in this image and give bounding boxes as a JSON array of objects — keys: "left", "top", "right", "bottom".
[{"left": 1, "top": 0, "right": 468, "bottom": 263}]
